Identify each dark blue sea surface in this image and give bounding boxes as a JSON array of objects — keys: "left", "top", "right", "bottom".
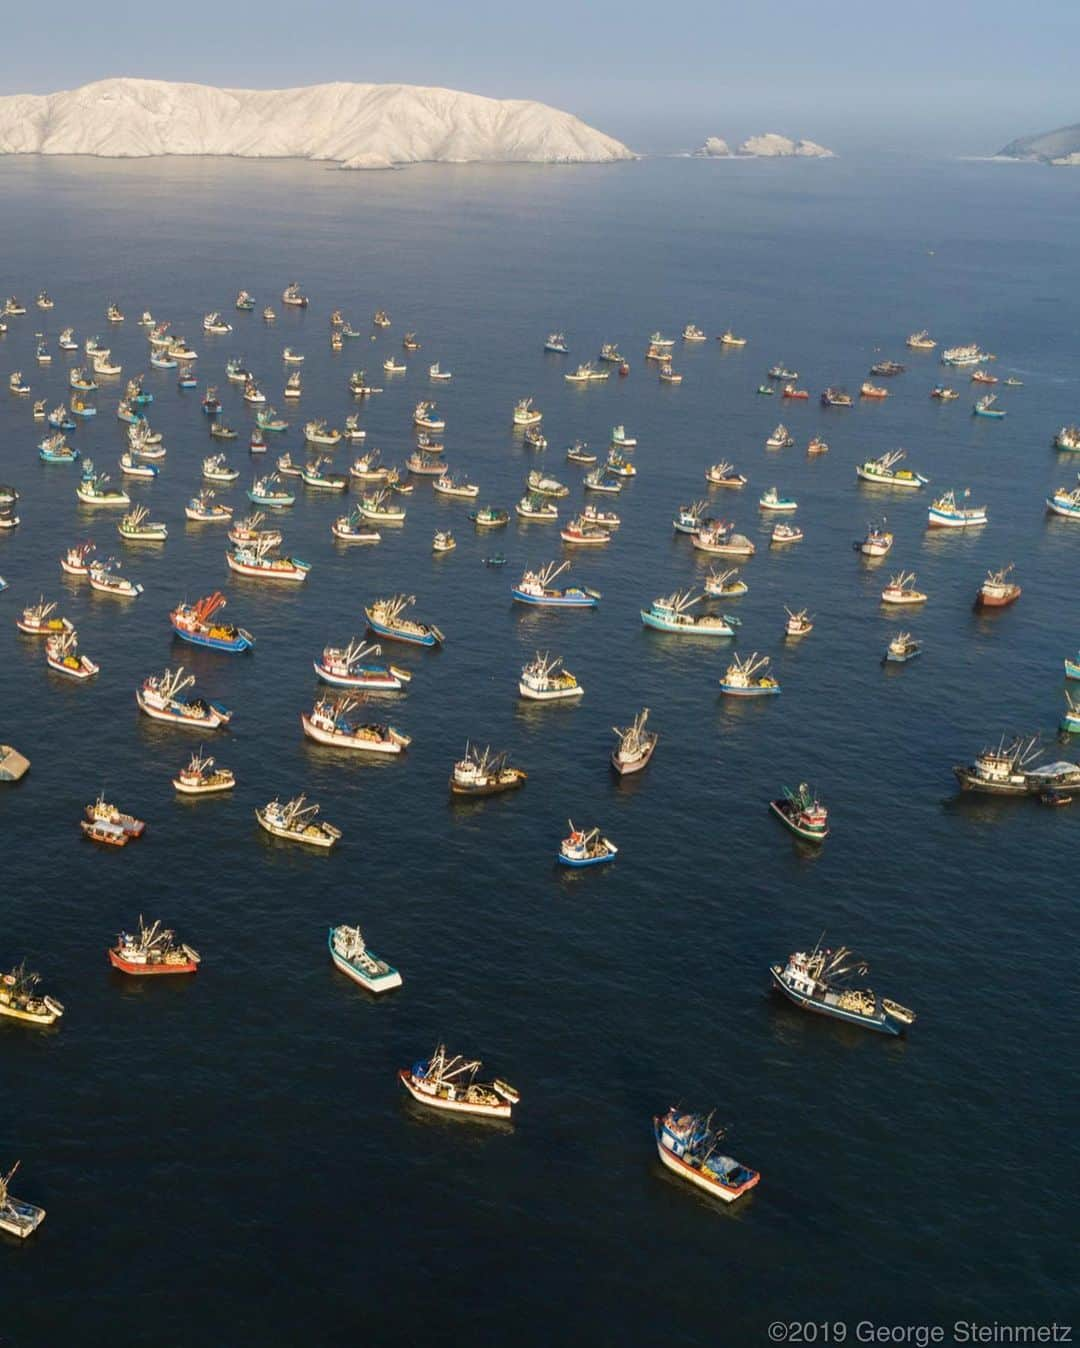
[{"left": 1, "top": 154, "right": 1077, "bottom": 1345}]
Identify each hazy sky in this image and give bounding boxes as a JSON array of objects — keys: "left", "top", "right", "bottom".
[{"left": 3, "top": 0, "right": 1078, "bottom": 156}]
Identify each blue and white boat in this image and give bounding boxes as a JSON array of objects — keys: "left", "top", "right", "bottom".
[
  {"left": 543, "top": 332, "right": 568, "bottom": 354},
  {"left": 654, "top": 1108, "right": 760, "bottom": 1203},
  {"left": 247, "top": 474, "right": 296, "bottom": 509},
  {"left": 973, "top": 394, "right": 1005, "bottom": 419},
  {"left": 718, "top": 651, "right": 780, "bottom": 697},
  {"left": 884, "top": 631, "right": 921, "bottom": 664},
  {"left": 328, "top": 925, "right": 402, "bottom": 994},
  {"left": 770, "top": 943, "right": 916, "bottom": 1035},
  {"left": 927, "top": 489, "right": 987, "bottom": 529},
  {"left": 136, "top": 666, "right": 232, "bottom": 729},
  {"left": 314, "top": 638, "right": 409, "bottom": 690},
  {"left": 170, "top": 593, "right": 255, "bottom": 652},
  {"left": 39, "top": 434, "right": 79, "bottom": 464},
  {"left": 672, "top": 500, "right": 708, "bottom": 534},
  {"left": 558, "top": 822, "right": 617, "bottom": 867},
  {"left": 365, "top": 594, "right": 444, "bottom": 647},
  {"left": 46, "top": 406, "right": 76, "bottom": 431},
  {"left": 512, "top": 560, "right": 600, "bottom": 608},
  {"left": 641, "top": 590, "right": 737, "bottom": 636},
  {"left": 1046, "top": 487, "right": 1080, "bottom": 520}
]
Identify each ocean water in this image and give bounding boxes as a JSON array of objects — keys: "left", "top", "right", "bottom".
[{"left": 1, "top": 153, "right": 1078, "bottom": 1346}]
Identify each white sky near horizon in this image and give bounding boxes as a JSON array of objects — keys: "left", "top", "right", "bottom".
[{"left": 2, "top": 0, "right": 1077, "bottom": 156}]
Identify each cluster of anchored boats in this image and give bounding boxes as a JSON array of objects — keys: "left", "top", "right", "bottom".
[{"left": 0, "top": 288, "right": 1073, "bottom": 1228}]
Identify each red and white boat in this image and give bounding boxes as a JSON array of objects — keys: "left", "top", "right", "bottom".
[
  {"left": 226, "top": 538, "right": 310, "bottom": 582},
  {"left": 16, "top": 599, "right": 74, "bottom": 637},
  {"left": 654, "top": 1107, "right": 760, "bottom": 1203},
  {"left": 85, "top": 794, "right": 145, "bottom": 838},
  {"left": 313, "top": 638, "right": 411, "bottom": 690},
  {"left": 108, "top": 917, "right": 200, "bottom": 975},
  {"left": 60, "top": 542, "right": 95, "bottom": 576},
  {"left": 975, "top": 564, "right": 1021, "bottom": 610}
]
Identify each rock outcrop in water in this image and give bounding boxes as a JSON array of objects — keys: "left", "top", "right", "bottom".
[
  {"left": 738, "top": 133, "right": 834, "bottom": 158},
  {"left": 997, "top": 122, "right": 1080, "bottom": 165},
  {"left": 0, "top": 77, "right": 635, "bottom": 170},
  {"left": 696, "top": 136, "right": 733, "bottom": 158}
]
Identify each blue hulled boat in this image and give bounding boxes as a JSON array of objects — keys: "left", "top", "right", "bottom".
[
  {"left": 558, "top": 822, "right": 617, "bottom": 867},
  {"left": 170, "top": 593, "right": 255, "bottom": 653},
  {"left": 512, "top": 560, "right": 600, "bottom": 608}
]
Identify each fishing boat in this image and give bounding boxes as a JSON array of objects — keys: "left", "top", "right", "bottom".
[
  {"left": 970, "top": 368, "right": 998, "bottom": 385},
  {"left": 705, "top": 461, "right": 747, "bottom": 488},
  {"left": 856, "top": 521, "right": 893, "bottom": 556},
  {"left": 519, "top": 651, "right": 583, "bottom": 701},
  {"left": 236, "top": 290, "right": 255, "bottom": 311},
  {"left": 560, "top": 517, "right": 610, "bottom": 546},
  {"left": 719, "top": 652, "right": 780, "bottom": 697},
  {"left": 412, "top": 399, "right": 445, "bottom": 432},
  {"left": 524, "top": 426, "right": 548, "bottom": 450},
  {"left": 200, "top": 454, "right": 238, "bottom": 485},
  {"left": 682, "top": 323, "right": 707, "bottom": 341},
  {"left": 366, "top": 594, "right": 443, "bottom": 646},
  {"left": 137, "top": 667, "right": 232, "bottom": 728},
  {"left": 88, "top": 558, "right": 142, "bottom": 598},
  {"left": 525, "top": 470, "right": 569, "bottom": 499},
  {"left": 329, "top": 925, "right": 402, "bottom": 994},
  {"left": 821, "top": 386, "right": 853, "bottom": 407},
  {"left": 282, "top": 347, "right": 304, "bottom": 365},
  {"left": 654, "top": 1107, "right": 760, "bottom": 1203},
  {"left": 765, "top": 424, "right": 794, "bottom": 449},
  {"left": 349, "top": 370, "right": 381, "bottom": 397},
  {"left": 605, "top": 451, "right": 636, "bottom": 478},
  {"left": 46, "top": 630, "right": 99, "bottom": 679},
  {"left": 759, "top": 486, "right": 797, "bottom": 512},
  {"left": 256, "top": 795, "right": 340, "bottom": 847},
  {"left": 611, "top": 708, "right": 658, "bottom": 775},
  {"left": 860, "top": 381, "right": 889, "bottom": 399},
  {"left": 16, "top": 599, "right": 73, "bottom": 637},
  {"left": 203, "top": 312, "right": 232, "bottom": 335},
  {"left": 512, "top": 398, "right": 543, "bottom": 427},
  {"left": 516, "top": 494, "right": 559, "bottom": 521},
  {"left": 0, "top": 963, "right": 63, "bottom": 1026},
  {"left": 60, "top": 541, "right": 95, "bottom": 576},
  {"left": 881, "top": 571, "right": 927, "bottom": 605},
  {"left": 8, "top": 371, "right": 29, "bottom": 396},
  {"left": 314, "top": 638, "right": 409, "bottom": 690},
  {"left": 641, "top": 590, "right": 736, "bottom": 636},
  {"left": 70, "top": 366, "right": 96, "bottom": 391},
  {"left": 399, "top": 1044, "right": 519, "bottom": 1118},
  {"left": 428, "top": 362, "right": 452, "bottom": 381},
  {"left": 0, "top": 1163, "right": 46, "bottom": 1239},
  {"left": 885, "top": 631, "right": 921, "bottom": 663},
  {"left": 719, "top": 330, "right": 747, "bottom": 347},
  {"left": 0, "top": 744, "right": 30, "bottom": 781},
  {"left": 781, "top": 383, "right": 808, "bottom": 400},
  {"left": 758, "top": 384, "right": 775, "bottom": 396},
  {"left": 770, "top": 943, "right": 915, "bottom": 1034},
  {"left": 469, "top": 506, "right": 510, "bottom": 529},
  {"left": 566, "top": 441, "right": 596, "bottom": 465},
  {"left": 36, "top": 291, "right": 54, "bottom": 310},
  {"left": 930, "top": 384, "right": 959, "bottom": 401},
  {"left": 406, "top": 451, "right": 445, "bottom": 477},
  {"left": 784, "top": 607, "right": 813, "bottom": 637},
  {"left": 610, "top": 426, "right": 637, "bottom": 449},
  {"left": 228, "top": 513, "right": 281, "bottom": 548},
  {"left": 907, "top": 330, "right": 936, "bottom": 350},
  {"left": 432, "top": 530, "right": 456, "bottom": 553},
  {"left": 185, "top": 491, "right": 233, "bottom": 523},
  {"left": 433, "top": 475, "right": 479, "bottom": 500},
  {"left": 1061, "top": 693, "right": 1080, "bottom": 735},
  {"left": 383, "top": 357, "right": 406, "bottom": 374},
  {"left": 303, "top": 419, "right": 342, "bottom": 448},
  {"left": 342, "top": 413, "right": 366, "bottom": 443},
  {"left": 76, "top": 463, "right": 130, "bottom": 507},
  {"left": 349, "top": 450, "right": 386, "bottom": 483},
  {"left": 941, "top": 343, "right": 989, "bottom": 367},
  {"left": 927, "top": 489, "right": 987, "bottom": 529},
  {"left": 58, "top": 327, "right": 77, "bottom": 350},
  {"left": 598, "top": 343, "right": 624, "bottom": 363},
  {"left": 807, "top": 437, "right": 829, "bottom": 457},
  {"left": 973, "top": 394, "right": 1006, "bottom": 419},
  {"left": 1046, "top": 487, "right": 1080, "bottom": 519},
  {"left": 450, "top": 743, "right": 527, "bottom": 795},
  {"left": 1053, "top": 425, "right": 1080, "bottom": 451},
  {"left": 870, "top": 360, "right": 905, "bottom": 377},
  {"left": 704, "top": 568, "right": 748, "bottom": 598},
  {"left": 771, "top": 522, "right": 803, "bottom": 545},
  {"left": 201, "top": 387, "right": 222, "bottom": 414},
  {"left": 282, "top": 282, "right": 308, "bottom": 308},
  {"left": 331, "top": 508, "right": 381, "bottom": 544},
  {"left": 210, "top": 422, "right": 238, "bottom": 442},
  {"left": 35, "top": 338, "right": 51, "bottom": 365},
  {"left": 768, "top": 364, "right": 798, "bottom": 380},
  {"left": 544, "top": 332, "right": 569, "bottom": 353},
  {"left": 564, "top": 362, "right": 598, "bottom": 384},
  {"left": 856, "top": 450, "right": 928, "bottom": 489},
  {"left": 46, "top": 404, "right": 75, "bottom": 430},
  {"left": 256, "top": 408, "right": 289, "bottom": 433},
  {"left": 558, "top": 822, "right": 617, "bottom": 867},
  {"left": 250, "top": 429, "right": 267, "bottom": 454},
  {"left": 372, "top": 308, "right": 391, "bottom": 328},
  {"left": 118, "top": 452, "right": 158, "bottom": 480},
  {"left": 226, "top": 538, "right": 310, "bottom": 582},
  {"left": 39, "top": 433, "right": 79, "bottom": 464},
  {"left": 358, "top": 490, "right": 406, "bottom": 523},
  {"left": 579, "top": 505, "right": 619, "bottom": 532},
  {"left": 106, "top": 302, "right": 124, "bottom": 323},
  {"left": 301, "top": 457, "right": 347, "bottom": 491},
  {"left": 172, "top": 749, "right": 236, "bottom": 794},
  {"left": 692, "top": 522, "right": 755, "bottom": 557},
  {"left": 975, "top": 564, "right": 1021, "bottom": 609},
  {"left": 953, "top": 735, "right": 1041, "bottom": 794},
  {"left": 108, "top": 917, "right": 200, "bottom": 975},
  {"left": 415, "top": 432, "right": 445, "bottom": 455},
  {"left": 769, "top": 783, "right": 828, "bottom": 841},
  {"left": 658, "top": 363, "right": 683, "bottom": 384},
  {"left": 582, "top": 469, "right": 622, "bottom": 495},
  {"left": 301, "top": 696, "right": 410, "bottom": 754},
  {"left": 70, "top": 396, "right": 97, "bottom": 419},
  {"left": 149, "top": 349, "right": 178, "bottom": 370},
  {"left": 171, "top": 593, "right": 254, "bottom": 652},
  {"left": 93, "top": 353, "right": 122, "bottom": 376},
  {"left": 276, "top": 452, "right": 303, "bottom": 478},
  {"left": 512, "top": 560, "right": 599, "bottom": 608},
  {"left": 247, "top": 474, "right": 296, "bottom": 509},
  {"left": 116, "top": 398, "right": 142, "bottom": 424}
]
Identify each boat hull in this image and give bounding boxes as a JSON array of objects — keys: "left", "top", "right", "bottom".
[
  {"left": 314, "top": 661, "right": 403, "bottom": 690},
  {"left": 511, "top": 590, "right": 597, "bottom": 607},
  {"left": 171, "top": 624, "right": 254, "bottom": 653},
  {"left": 365, "top": 614, "right": 440, "bottom": 646},
  {"left": 398, "top": 1069, "right": 510, "bottom": 1118},
  {"left": 769, "top": 800, "right": 828, "bottom": 842},
  {"left": 301, "top": 714, "right": 405, "bottom": 753},
  {"left": 136, "top": 691, "right": 229, "bottom": 729},
  {"left": 518, "top": 681, "right": 583, "bottom": 701}
]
